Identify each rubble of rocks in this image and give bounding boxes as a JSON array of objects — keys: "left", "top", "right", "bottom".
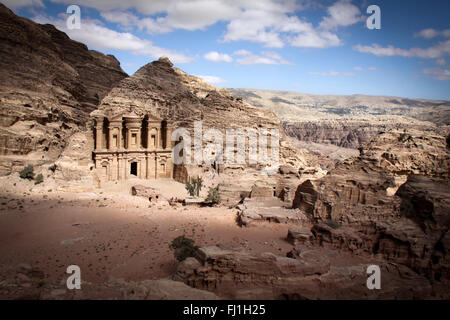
[
  {"left": 236, "top": 198, "right": 309, "bottom": 226},
  {"left": 173, "top": 245, "right": 433, "bottom": 299}
]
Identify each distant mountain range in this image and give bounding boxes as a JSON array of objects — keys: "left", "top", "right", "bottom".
[
  {"left": 228, "top": 88, "right": 450, "bottom": 126},
  {"left": 229, "top": 88, "right": 449, "bottom": 149}
]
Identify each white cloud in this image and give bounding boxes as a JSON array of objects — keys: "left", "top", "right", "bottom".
[
  {"left": 32, "top": 14, "right": 193, "bottom": 63},
  {"left": 354, "top": 66, "right": 376, "bottom": 71},
  {"left": 319, "top": 0, "right": 362, "bottom": 30},
  {"left": 100, "top": 11, "right": 172, "bottom": 34},
  {"left": 289, "top": 26, "right": 342, "bottom": 48},
  {"left": 162, "top": 0, "right": 239, "bottom": 31},
  {"left": 423, "top": 68, "right": 450, "bottom": 80},
  {"left": 414, "top": 28, "right": 440, "bottom": 39},
  {"left": 436, "top": 58, "right": 446, "bottom": 66},
  {"left": 233, "top": 50, "right": 290, "bottom": 65},
  {"left": 196, "top": 75, "right": 226, "bottom": 84},
  {"left": 222, "top": 8, "right": 287, "bottom": 48},
  {"left": 1, "top": 0, "right": 44, "bottom": 9},
  {"left": 354, "top": 40, "right": 450, "bottom": 59},
  {"left": 414, "top": 28, "right": 450, "bottom": 39},
  {"left": 204, "top": 51, "right": 233, "bottom": 63},
  {"left": 285, "top": 0, "right": 361, "bottom": 48},
  {"left": 309, "top": 71, "right": 328, "bottom": 76},
  {"left": 234, "top": 49, "right": 252, "bottom": 56},
  {"left": 309, "top": 70, "right": 355, "bottom": 76},
  {"left": 49, "top": 0, "right": 357, "bottom": 50},
  {"left": 50, "top": 0, "right": 177, "bottom": 15}
]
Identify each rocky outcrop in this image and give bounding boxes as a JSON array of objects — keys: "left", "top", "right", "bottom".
[
  {"left": 237, "top": 198, "right": 309, "bottom": 226},
  {"left": 300, "top": 175, "right": 449, "bottom": 288},
  {"left": 94, "top": 57, "right": 308, "bottom": 170},
  {"left": 0, "top": 4, "right": 127, "bottom": 174},
  {"left": 293, "top": 130, "right": 449, "bottom": 223},
  {"left": 174, "top": 245, "right": 433, "bottom": 299},
  {"left": 286, "top": 228, "right": 313, "bottom": 245},
  {"left": 0, "top": 263, "right": 219, "bottom": 300},
  {"left": 292, "top": 130, "right": 449, "bottom": 286}
]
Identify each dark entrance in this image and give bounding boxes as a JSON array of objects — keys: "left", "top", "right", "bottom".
[{"left": 130, "top": 162, "right": 137, "bottom": 176}]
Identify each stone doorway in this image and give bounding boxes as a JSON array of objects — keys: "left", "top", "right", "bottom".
[{"left": 130, "top": 162, "right": 137, "bottom": 176}]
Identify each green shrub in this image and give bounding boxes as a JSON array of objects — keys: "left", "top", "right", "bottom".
[
  {"left": 325, "top": 219, "right": 340, "bottom": 229},
  {"left": 34, "top": 173, "right": 43, "bottom": 185},
  {"left": 206, "top": 186, "right": 221, "bottom": 205},
  {"left": 398, "top": 133, "right": 410, "bottom": 142},
  {"left": 169, "top": 235, "right": 199, "bottom": 262},
  {"left": 185, "top": 176, "right": 203, "bottom": 197},
  {"left": 19, "top": 165, "right": 35, "bottom": 180}
]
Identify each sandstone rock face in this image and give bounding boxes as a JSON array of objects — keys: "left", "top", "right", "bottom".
[
  {"left": 121, "top": 279, "right": 220, "bottom": 300},
  {"left": 94, "top": 57, "right": 307, "bottom": 170},
  {"left": 237, "top": 198, "right": 309, "bottom": 226},
  {"left": 174, "top": 245, "right": 432, "bottom": 299},
  {"left": 394, "top": 175, "right": 450, "bottom": 282},
  {"left": 0, "top": 263, "right": 219, "bottom": 300},
  {"left": 0, "top": 4, "right": 127, "bottom": 174},
  {"left": 286, "top": 228, "right": 313, "bottom": 245},
  {"left": 293, "top": 130, "right": 449, "bottom": 223},
  {"left": 292, "top": 130, "right": 450, "bottom": 288},
  {"left": 132, "top": 185, "right": 161, "bottom": 200},
  {"left": 283, "top": 118, "right": 437, "bottom": 149}
]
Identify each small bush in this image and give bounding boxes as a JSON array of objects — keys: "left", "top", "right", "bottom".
[
  {"left": 325, "top": 219, "right": 340, "bottom": 229},
  {"left": 34, "top": 173, "right": 43, "bottom": 185},
  {"left": 206, "top": 186, "right": 221, "bottom": 205},
  {"left": 398, "top": 133, "right": 410, "bottom": 142},
  {"left": 19, "top": 165, "right": 35, "bottom": 180},
  {"left": 185, "top": 176, "right": 203, "bottom": 197},
  {"left": 169, "top": 235, "right": 199, "bottom": 262}
]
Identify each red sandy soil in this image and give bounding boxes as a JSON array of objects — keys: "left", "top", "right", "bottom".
[{"left": 0, "top": 180, "right": 296, "bottom": 289}]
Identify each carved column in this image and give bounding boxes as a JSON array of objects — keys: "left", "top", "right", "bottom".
[
  {"left": 155, "top": 124, "right": 161, "bottom": 149},
  {"left": 165, "top": 123, "right": 172, "bottom": 150},
  {"left": 117, "top": 155, "right": 122, "bottom": 180},
  {"left": 95, "top": 117, "right": 104, "bottom": 150}
]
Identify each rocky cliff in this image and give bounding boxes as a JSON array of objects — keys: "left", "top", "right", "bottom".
[
  {"left": 94, "top": 57, "right": 308, "bottom": 169},
  {"left": 292, "top": 129, "right": 450, "bottom": 287},
  {"left": 0, "top": 3, "right": 127, "bottom": 175}
]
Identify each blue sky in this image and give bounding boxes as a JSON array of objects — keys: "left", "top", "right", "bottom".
[{"left": 4, "top": 0, "right": 450, "bottom": 100}]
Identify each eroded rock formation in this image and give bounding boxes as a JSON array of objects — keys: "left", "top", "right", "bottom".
[
  {"left": 0, "top": 4, "right": 127, "bottom": 175},
  {"left": 174, "top": 245, "right": 432, "bottom": 299},
  {"left": 292, "top": 130, "right": 449, "bottom": 291}
]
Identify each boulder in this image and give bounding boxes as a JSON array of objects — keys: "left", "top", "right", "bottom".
[{"left": 286, "top": 228, "right": 313, "bottom": 245}]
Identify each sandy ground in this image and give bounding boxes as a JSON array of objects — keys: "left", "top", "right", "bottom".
[{"left": 0, "top": 174, "right": 297, "bottom": 291}]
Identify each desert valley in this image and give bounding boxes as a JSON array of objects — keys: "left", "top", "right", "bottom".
[{"left": 0, "top": 3, "right": 449, "bottom": 300}]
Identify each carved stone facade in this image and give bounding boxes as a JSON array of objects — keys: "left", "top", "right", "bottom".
[{"left": 93, "top": 112, "right": 173, "bottom": 181}]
